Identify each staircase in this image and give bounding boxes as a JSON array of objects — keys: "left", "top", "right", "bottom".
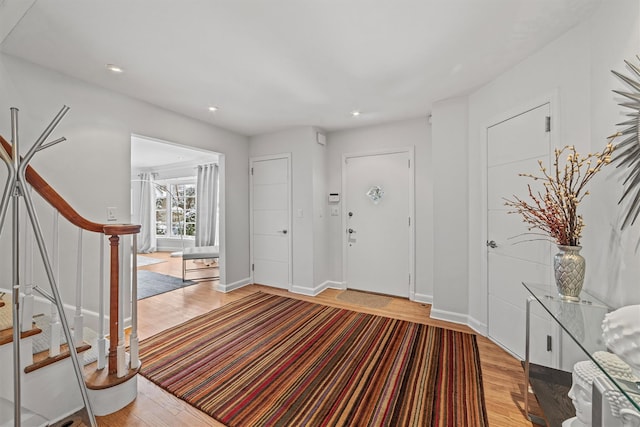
[
  {"left": 0, "top": 110, "right": 141, "bottom": 426},
  {"left": 0, "top": 295, "right": 92, "bottom": 426}
]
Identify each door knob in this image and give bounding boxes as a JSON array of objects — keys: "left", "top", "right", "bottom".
[
  {"left": 281, "top": 229, "right": 288, "bottom": 234},
  {"left": 486, "top": 240, "right": 498, "bottom": 248},
  {"left": 348, "top": 228, "right": 355, "bottom": 234}
]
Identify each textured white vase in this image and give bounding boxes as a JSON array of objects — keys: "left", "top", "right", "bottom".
[
  {"left": 554, "top": 245, "right": 586, "bottom": 301},
  {"left": 602, "top": 305, "right": 640, "bottom": 378}
]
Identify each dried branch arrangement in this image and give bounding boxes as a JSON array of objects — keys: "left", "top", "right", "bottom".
[{"left": 504, "top": 138, "right": 616, "bottom": 246}]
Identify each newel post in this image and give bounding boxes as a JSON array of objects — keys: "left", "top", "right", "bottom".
[
  {"left": 108, "top": 234, "right": 120, "bottom": 374},
  {"left": 104, "top": 224, "right": 140, "bottom": 376}
]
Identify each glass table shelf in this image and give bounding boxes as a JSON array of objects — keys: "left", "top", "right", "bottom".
[{"left": 523, "top": 282, "right": 640, "bottom": 424}]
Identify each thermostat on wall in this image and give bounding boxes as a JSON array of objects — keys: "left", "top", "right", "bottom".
[{"left": 328, "top": 193, "right": 340, "bottom": 203}]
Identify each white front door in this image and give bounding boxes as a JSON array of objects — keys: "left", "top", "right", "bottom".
[
  {"left": 487, "top": 102, "right": 554, "bottom": 364},
  {"left": 250, "top": 154, "right": 291, "bottom": 289},
  {"left": 343, "top": 150, "right": 413, "bottom": 298}
]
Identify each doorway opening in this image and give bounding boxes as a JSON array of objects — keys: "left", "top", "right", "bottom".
[{"left": 130, "top": 134, "right": 225, "bottom": 301}]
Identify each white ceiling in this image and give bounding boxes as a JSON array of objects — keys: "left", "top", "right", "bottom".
[
  {"left": 131, "top": 135, "right": 219, "bottom": 170},
  {"left": 0, "top": 0, "right": 602, "bottom": 136}
]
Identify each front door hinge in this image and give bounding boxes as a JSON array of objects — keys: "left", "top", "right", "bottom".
[
  {"left": 546, "top": 335, "right": 552, "bottom": 352},
  {"left": 408, "top": 273, "right": 411, "bottom": 284},
  {"left": 250, "top": 167, "right": 254, "bottom": 175},
  {"left": 408, "top": 217, "right": 411, "bottom": 226},
  {"left": 408, "top": 159, "right": 411, "bottom": 168},
  {"left": 545, "top": 116, "right": 551, "bottom": 132},
  {"left": 252, "top": 263, "right": 254, "bottom": 271}
]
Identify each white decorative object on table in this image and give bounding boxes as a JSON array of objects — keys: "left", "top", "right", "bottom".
[
  {"left": 593, "top": 352, "right": 640, "bottom": 426},
  {"left": 601, "top": 386, "right": 640, "bottom": 427},
  {"left": 564, "top": 360, "right": 604, "bottom": 427},
  {"left": 593, "top": 351, "right": 639, "bottom": 382},
  {"left": 602, "top": 305, "right": 640, "bottom": 377},
  {"left": 620, "top": 408, "right": 640, "bottom": 427}
]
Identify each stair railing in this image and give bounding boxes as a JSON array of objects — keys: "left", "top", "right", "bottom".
[
  {"left": 50, "top": 211, "right": 62, "bottom": 357},
  {"left": 21, "top": 209, "right": 34, "bottom": 333},
  {"left": 0, "top": 107, "right": 140, "bottom": 426}
]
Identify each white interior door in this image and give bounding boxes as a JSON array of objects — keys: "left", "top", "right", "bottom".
[
  {"left": 251, "top": 155, "right": 291, "bottom": 289},
  {"left": 344, "top": 150, "right": 413, "bottom": 298},
  {"left": 487, "top": 103, "right": 554, "bottom": 365}
]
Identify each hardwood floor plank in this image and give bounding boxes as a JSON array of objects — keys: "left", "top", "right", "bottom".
[{"left": 96, "top": 252, "right": 540, "bottom": 426}]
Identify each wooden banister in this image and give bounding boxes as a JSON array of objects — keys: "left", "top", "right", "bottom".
[
  {"left": 0, "top": 135, "right": 140, "bottom": 237},
  {"left": 1, "top": 134, "right": 140, "bottom": 379}
]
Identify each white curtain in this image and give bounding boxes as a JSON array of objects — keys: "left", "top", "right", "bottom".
[
  {"left": 195, "top": 163, "right": 219, "bottom": 247},
  {"left": 137, "top": 172, "right": 157, "bottom": 253}
]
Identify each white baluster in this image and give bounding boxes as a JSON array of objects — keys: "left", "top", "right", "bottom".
[
  {"left": 21, "top": 198, "right": 34, "bottom": 332},
  {"left": 116, "top": 244, "right": 126, "bottom": 377},
  {"left": 73, "top": 228, "right": 84, "bottom": 345},
  {"left": 97, "top": 234, "right": 106, "bottom": 370},
  {"left": 49, "top": 212, "right": 61, "bottom": 357},
  {"left": 129, "top": 234, "right": 139, "bottom": 369}
]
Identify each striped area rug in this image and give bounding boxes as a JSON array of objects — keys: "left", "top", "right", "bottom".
[{"left": 139, "top": 292, "right": 488, "bottom": 426}]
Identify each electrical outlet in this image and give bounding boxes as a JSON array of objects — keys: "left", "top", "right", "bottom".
[{"left": 107, "top": 207, "right": 117, "bottom": 222}]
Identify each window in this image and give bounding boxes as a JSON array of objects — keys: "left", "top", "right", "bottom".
[{"left": 155, "top": 178, "right": 197, "bottom": 238}]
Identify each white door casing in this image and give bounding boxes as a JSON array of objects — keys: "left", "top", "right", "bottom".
[
  {"left": 486, "top": 102, "right": 555, "bottom": 365},
  {"left": 250, "top": 154, "right": 292, "bottom": 289},
  {"left": 342, "top": 148, "right": 415, "bottom": 298}
]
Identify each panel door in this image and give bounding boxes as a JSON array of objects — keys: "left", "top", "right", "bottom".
[
  {"left": 344, "top": 151, "right": 411, "bottom": 297},
  {"left": 487, "top": 103, "right": 554, "bottom": 364},
  {"left": 251, "top": 156, "right": 290, "bottom": 289}
]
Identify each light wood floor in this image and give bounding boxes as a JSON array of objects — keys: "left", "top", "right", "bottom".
[{"left": 97, "top": 252, "right": 542, "bottom": 426}]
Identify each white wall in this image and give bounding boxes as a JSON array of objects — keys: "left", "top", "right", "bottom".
[
  {"left": 431, "top": 97, "right": 469, "bottom": 321},
  {"left": 326, "top": 118, "right": 433, "bottom": 301},
  {"left": 312, "top": 135, "right": 330, "bottom": 287},
  {"left": 249, "top": 126, "right": 328, "bottom": 291},
  {"left": 0, "top": 53, "right": 250, "bottom": 311},
  {"left": 584, "top": 0, "right": 640, "bottom": 307},
  {"left": 466, "top": 0, "right": 640, "bottom": 330}
]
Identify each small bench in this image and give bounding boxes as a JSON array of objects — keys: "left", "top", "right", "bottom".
[{"left": 182, "top": 246, "right": 220, "bottom": 282}]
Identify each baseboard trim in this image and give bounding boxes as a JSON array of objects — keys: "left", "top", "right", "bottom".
[
  {"left": 412, "top": 292, "right": 433, "bottom": 304},
  {"left": 218, "top": 277, "right": 251, "bottom": 293},
  {"left": 429, "top": 307, "right": 469, "bottom": 326},
  {"left": 325, "top": 281, "right": 344, "bottom": 290},
  {"left": 291, "top": 280, "right": 339, "bottom": 296},
  {"left": 467, "top": 316, "right": 487, "bottom": 336}
]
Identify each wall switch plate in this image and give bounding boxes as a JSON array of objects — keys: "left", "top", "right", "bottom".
[{"left": 107, "top": 207, "right": 117, "bottom": 222}]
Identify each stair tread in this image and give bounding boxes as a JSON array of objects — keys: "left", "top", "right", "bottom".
[
  {"left": 83, "top": 359, "right": 139, "bottom": 390},
  {"left": 0, "top": 325, "right": 42, "bottom": 346},
  {"left": 25, "top": 342, "right": 92, "bottom": 373},
  {"left": 34, "top": 316, "right": 101, "bottom": 365}
]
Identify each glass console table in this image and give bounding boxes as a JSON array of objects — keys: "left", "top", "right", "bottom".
[{"left": 523, "top": 282, "right": 640, "bottom": 426}]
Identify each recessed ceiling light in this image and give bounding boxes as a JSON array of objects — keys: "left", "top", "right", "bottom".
[
  {"left": 351, "top": 110, "right": 361, "bottom": 117},
  {"left": 208, "top": 106, "right": 219, "bottom": 112},
  {"left": 106, "top": 64, "right": 123, "bottom": 73}
]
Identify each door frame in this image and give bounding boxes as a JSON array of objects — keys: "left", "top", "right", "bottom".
[
  {"left": 480, "top": 92, "right": 560, "bottom": 363},
  {"left": 341, "top": 147, "right": 415, "bottom": 300},
  {"left": 249, "top": 153, "right": 293, "bottom": 289},
  {"left": 130, "top": 133, "right": 227, "bottom": 287}
]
